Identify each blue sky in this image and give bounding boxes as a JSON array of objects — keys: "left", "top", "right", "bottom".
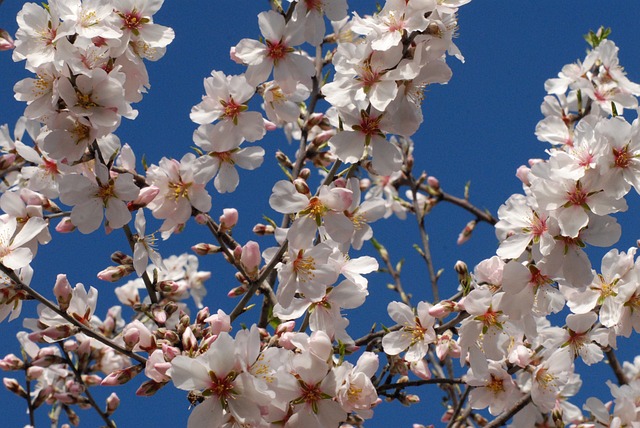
[{"left": 2, "top": 1, "right": 640, "bottom": 427}]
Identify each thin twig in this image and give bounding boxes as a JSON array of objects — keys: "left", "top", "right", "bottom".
[
  {"left": 58, "top": 343, "right": 116, "bottom": 428},
  {"left": 0, "top": 264, "right": 147, "bottom": 364},
  {"left": 605, "top": 347, "right": 629, "bottom": 385},
  {"left": 377, "top": 377, "right": 464, "bottom": 391}
]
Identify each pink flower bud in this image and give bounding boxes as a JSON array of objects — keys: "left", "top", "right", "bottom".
[
  {"left": 53, "top": 274, "right": 72, "bottom": 311},
  {"left": 3, "top": 378, "right": 27, "bottom": 398},
  {"left": 263, "top": 119, "right": 277, "bottom": 131},
  {"left": 276, "top": 320, "right": 296, "bottom": 336},
  {"left": 227, "top": 284, "right": 247, "bottom": 297},
  {"left": 515, "top": 165, "right": 531, "bottom": 186},
  {"left": 229, "top": 46, "right": 242, "bottom": 64},
  {"left": 293, "top": 178, "right": 310, "bottom": 195},
  {"left": 0, "top": 29, "right": 14, "bottom": 51},
  {"left": 427, "top": 176, "right": 440, "bottom": 190},
  {"left": 204, "top": 309, "right": 231, "bottom": 336},
  {"left": 457, "top": 219, "right": 476, "bottom": 245},
  {"left": 233, "top": 245, "right": 243, "bottom": 261},
  {"left": 196, "top": 306, "right": 210, "bottom": 325},
  {"left": 123, "top": 328, "right": 140, "bottom": 350},
  {"left": 240, "top": 241, "right": 261, "bottom": 278},
  {"left": 0, "top": 354, "right": 24, "bottom": 371},
  {"left": 152, "top": 306, "right": 167, "bottom": 324},
  {"left": 101, "top": 365, "right": 143, "bottom": 386},
  {"left": 81, "top": 374, "right": 102, "bottom": 386},
  {"left": 252, "top": 223, "right": 274, "bottom": 235},
  {"left": 219, "top": 208, "right": 238, "bottom": 231},
  {"left": 194, "top": 212, "right": 208, "bottom": 224},
  {"left": 161, "top": 344, "right": 180, "bottom": 361},
  {"left": 307, "top": 113, "right": 324, "bottom": 127},
  {"left": 428, "top": 300, "right": 456, "bottom": 318},
  {"left": 136, "top": 379, "right": 166, "bottom": 396},
  {"left": 97, "top": 265, "right": 134, "bottom": 282},
  {"left": 26, "top": 366, "right": 44, "bottom": 380},
  {"left": 181, "top": 327, "right": 198, "bottom": 353},
  {"left": 128, "top": 187, "right": 159, "bottom": 210},
  {"left": 191, "top": 243, "right": 221, "bottom": 255},
  {"left": 55, "top": 217, "right": 76, "bottom": 233},
  {"left": 312, "top": 130, "right": 334, "bottom": 145},
  {"left": 105, "top": 393, "right": 120, "bottom": 415}
]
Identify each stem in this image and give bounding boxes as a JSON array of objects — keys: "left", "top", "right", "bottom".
[
  {"left": 0, "top": 264, "right": 147, "bottom": 364},
  {"left": 58, "top": 344, "right": 116, "bottom": 428},
  {"left": 605, "top": 347, "right": 629, "bottom": 385},
  {"left": 446, "top": 386, "right": 471, "bottom": 428},
  {"left": 377, "top": 378, "right": 464, "bottom": 391},
  {"left": 25, "top": 372, "right": 35, "bottom": 427}
]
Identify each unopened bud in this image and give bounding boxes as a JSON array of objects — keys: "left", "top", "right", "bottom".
[
  {"left": 227, "top": 284, "right": 248, "bottom": 297},
  {"left": 293, "top": 178, "right": 310, "bottom": 195},
  {"left": 0, "top": 29, "right": 14, "bottom": 51},
  {"left": 275, "top": 151, "right": 293, "bottom": 169},
  {"left": 219, "top": 208, "right": 238, "bottom": 231},
  {"left": 312, "top": 130, "right": 334, "bottom": 145},
  {"left": 111, "top": 251, "right": 132, "bottom": 265},
  {"left": 298, "top": 168, "right": 311, "bottom": 180},
  {"left": 191, "top": 243, "right": 221, "bottom": 255},
  {"left": 240, "top": 241, "right": 261, "bottom": 279},
  {"left": 427, "top": 176, "right": 440, "bottom": 191},
  {"left": 97, "top": 265, "right": 134, "bottom": 282},
  {"left": 26, "top": 366, "right": 44, "bottom": 380},
  {"left": 429, "top": 300, "right": 457, "bottom": 318},
  {"left": 306, "top": 113, "right": 324, "bottom": 127},
  {"left": 276, "top": 320, "right": 295, "bottom": 335},
  {"left": 515, "top": 165, "right": 531, "bottom": 186},
  {"left": 0, "top": 354, "right": 24, "bottom": 371},
  {"left": 196, "top": 307, "right": 210, "bottom": 325},
  {"left": 151, "top": 307, "right": 167, "bottom": 324},
  {"left": 123, "top": 328, "right": 140, "bottom": 350},
  {"left": 128, "top": 186, "right": 159, "bottom": 210},
  {"left": 252, "top": 223, "right": 274, "bottom": 235},
  {"left": 0, "top": 154, "right": 16, "bottom": 169},
  {"left": 101, "top": 365, "right": 143, "bottom": 386},
  {"left": 81, "top": 374, "right": 102, "bottom": 386},
  {"left": 264, "top": 118, "right": 277, "bottom": 131},
  {"left": 182, "top": 327, "right": 198, "bottom": 353},
  {"left": 194, "top": 212, "right": 208, "bottom": 224},
  {"left": 457, "top": 219, "right": 476, "bottom": 245},
  {"left": 136, "top": 379, "right": 165, "bottom": 397},
  {"left": 55, "top": 217, "right": 76, "bottom": 233},
  {"left": 204, "top": 309, "right": 231, "bottom": 335},
  {"left": 31, "top": 354, "right": 66, "bottom": 368},
  {"left": 105, "top": 393, "right": 120, "bottom": 415},
  {"left": 3, "top": 378, "right": 27, "bottom": 398},
  {"left": 53, "top": 274, "right": 72, "bottom": 311}
]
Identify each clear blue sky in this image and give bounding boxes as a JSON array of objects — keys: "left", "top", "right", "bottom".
[{"left": 1, "top": 1, "right": 640, "bottom": 427}]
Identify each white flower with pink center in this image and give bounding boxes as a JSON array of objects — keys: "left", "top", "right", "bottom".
[{"left": 234, "top": 10, "right": 315, "bottom": 94}]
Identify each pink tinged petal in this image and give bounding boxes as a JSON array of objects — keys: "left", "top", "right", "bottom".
[
  {"left": 496, "top": 232, "right": 532, "bottom": 259},
  {"left": 234, "top": 39, "right": 267, "bottom": 65},
  {"left": 501, "top": 261, "right": 531, "bottom": 294},
  {"left": 387, "top": 301, "right": 414, "bottom": 325},
  {"left": 187, "top": 398, "right": 224, "bottom": 428},
  {"left": 371, "top": 137, "right": 402, "bottom": 175},
  {"left": 233, "top": 146, "right": 265, "bottom": 170},
  {"left": 137, "top": 23, "right": 175, "bottom": 48},
  {"left": 382, "top": 330, "right": 411, "bottom": 355},
  {"left": 105, "top": 199, "right": 132, "bottom": 229},
  {"left": 72, "top": 199, "right": 104, "bottom": 234},
  {"left": 133, "top": 242, "right": 148, "bottom": 276},
  {"left": 287, "top": 216, "right": 317, "bottom": 249},
  {"left": 214, "top": 162, "right": 239, "bottom": 194},
  {"left": 236, "top": 111, "right": 266, "bottom": 142},
  {"left": 557, "top": 205, "right": 588, "bottom": 238},
  {"left": 324, "top": 213, "right": 354, "bottom": 243},
  {"left": 330, "top": 280, "right": 367, "bottom": 309},
  {"left": 169, "top": 356, "right": 212, "bottom": 391},
  {"left": 2, "top": 247, "right": 33, "bottom": 269},
  {"left": 258, "top": 10, "right": 285, "bottom": 41},
  {"left": 269, "top": 181, "right": 309, "bottom": 213},
  {"left": 329, "top": 131, "right": 364, "bottom": 164}
]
